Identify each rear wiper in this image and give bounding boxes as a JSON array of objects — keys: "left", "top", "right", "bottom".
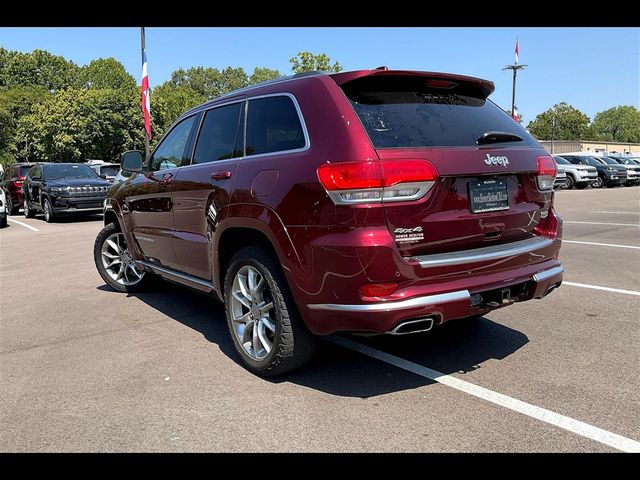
[{"left": 476, "top": 131, "right": 524, "bottom": 145}]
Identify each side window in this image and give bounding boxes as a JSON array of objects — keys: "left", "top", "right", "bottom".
[
  {"left": 246, "top": 96, "right": 306, "bottom": 156},
  {"left": 192, "top": 102, "right": 244, "bottom": 164},
  {"left": 30, "top": 166, "right": 42, "bottom": 179},
  {"left": 149, "top": 115, "right": 198, "bottom": 171}
]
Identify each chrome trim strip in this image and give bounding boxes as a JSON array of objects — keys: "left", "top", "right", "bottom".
[
  {"left": 326, "top": 181, "right": 435, "bottom": 205},
  {"left": 411, "top": 236, "right": 554, "bottom": 268},
  {"left": 532, "top": 265, "right": 564, "bottom": 283},
  {"left": 307, "top": 289, "right": 470, "bottom": 312},
  {"left": 137, "top": 260, "right": 214, "bottom": 289}
]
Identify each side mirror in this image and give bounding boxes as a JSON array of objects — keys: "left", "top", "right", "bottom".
[{"left": 121, "top": 150, "right": 143, "bottom": 173}]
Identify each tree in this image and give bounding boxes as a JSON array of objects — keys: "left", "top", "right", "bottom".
[
  {"left": 526, "top": 102, "right": 590, "bottom": 140},
  {"left": 289, "top": 52, "right": 343, "bottom": 74},
  {"left": 0, "top": 48, "right": 80, "bottom": 91},
  {"left": 152, "top": 83, "right": 206, "bottom": 134},
  {"left": 80, "top": 58, "right": 136, "bottom": 90},
  {"left": 16, "top": 87, "right": 145, "bottom": 162},
  {"left": 249, "top": 67, "right": 281, "bottom": 85},
  {"left": 591, "top": 106, "right": 640, "bottom": 143}
]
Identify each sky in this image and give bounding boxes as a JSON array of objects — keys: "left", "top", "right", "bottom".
[{"left": 1, "top": 27, "right": 638, "bottom": 124}]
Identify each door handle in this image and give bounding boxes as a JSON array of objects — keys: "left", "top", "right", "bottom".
[
  {"left": 211, "top": 171, "right": 232, "bottom": 181},
  {"left": 161, "top": 173, "right": 173, "bottom": 185}
]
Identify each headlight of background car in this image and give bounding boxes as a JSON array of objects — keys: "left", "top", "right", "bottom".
[
  {"left": 50, "top": 187, "right": 67, "bottom": 193},
  {"left": 607, "top": 167, "right": 615, "bottom": 172}
]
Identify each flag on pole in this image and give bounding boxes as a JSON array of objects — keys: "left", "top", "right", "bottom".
[
  {"left": 515, "top": 37, "right": 519, "bottom": 64},
  {"left": 141, "top": 49, "right": 151, "bottom": 140},
  {"left": 512, "top": 106, "right": 519, "bottom": 122}
]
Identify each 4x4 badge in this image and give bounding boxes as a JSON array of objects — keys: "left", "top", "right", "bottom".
[{"left": 484, "top": 154, "right": 510, "bottom": 167}]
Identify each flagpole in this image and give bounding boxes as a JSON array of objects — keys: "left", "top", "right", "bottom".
[
  {"left": 503, "top": 37, "right": 527, "bottom": 121},
  {"left": 141, "top": 26, "right": 150, "bottom": 160}
]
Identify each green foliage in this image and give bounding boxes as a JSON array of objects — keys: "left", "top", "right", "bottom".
[
  {"left": 152, "top": 82, "right": 206, "bottom": 134},
  {"left": 80, "top": 58, "right": 136, "bottom": 90},
  {"left": 289, "top": 51, "right": 343, "bottom": 74},
  {"left": 591, "top": 106, "right": 640, "bottom": 143},
  {"left": 16, "top": 87, "right": 145, "bottom": 162},
  {"left": 526, "top": 102, "right": 591, "bottom": 140},
  {"left": 0, "top": 48, "right": 80, "bottom": 91},
  {"left": 249, "top": 67, "right": 282, "bottom": 85}
]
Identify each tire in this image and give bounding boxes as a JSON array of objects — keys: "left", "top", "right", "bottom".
[
  {"left": 23, "top": 198, "right": 35, "bottom": 218},
  {"left": 0, "top": 213, "right": 6, "bottom": 228},
  {"left": 574, "top": 183, "right": 588, "bottom": 190},
  {"left": 6, "top": 195, "right": 18, "bottom": 215},
  {"left": 93, "top": 223, "right": 149, "bottom": 293},
  {"left": 564, "top": 174, "right": 575, "bottom": 190},
  {"left": 592, "top": 175, "right": 604, "bottom": 189},
  {"left": 43, "top": 197, "right": 55, "bottom": 223},
  {"left": 224, "top": 246, "right": 316, "bottom": 376}
]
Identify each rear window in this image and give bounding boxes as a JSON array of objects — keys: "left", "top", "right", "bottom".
[
  {"left": 554, "top": 156, "right": 570, "bottom": 165},
  {"left": 18, "top": 165, "right": 33, "bottom": 177},
  {"left": 246, "top": 96, "right": 306, "bottom": 156},
  {"left": 340, "top": 75, "right": 538, "bottom": 148},
  {"left": 100, "top": 166, "right": 119, "bottom": 177}
]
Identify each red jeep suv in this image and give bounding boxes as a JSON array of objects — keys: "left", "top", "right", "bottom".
[{"left": 94, "top": 69, "right": 563, "bottom": 376}]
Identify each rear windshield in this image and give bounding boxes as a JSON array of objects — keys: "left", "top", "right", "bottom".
[
  {"left": 99, "top": 166, "right": 119, "bottom": 177},
  {"left": 340, "top": 75, "right": 538, "bottom": 148},
  {"left": 18, "top": 165, "right": 33, "bottom": 177},
  {"left": 600, "top": 157, "right": 620, "bottom": 165},
  {"left": 583, "top": 157, "right": 604, "bottom": 166},
  {"left": 554, "top": 156, "right": 570, "bottom": 165}
]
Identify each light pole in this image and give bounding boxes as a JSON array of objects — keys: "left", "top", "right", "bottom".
[{"left": 503, "top": 63, "right": 527, "bottom": 121}]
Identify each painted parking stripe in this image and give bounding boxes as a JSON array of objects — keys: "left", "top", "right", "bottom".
[
  {"left": 7, "top": 218, "right": 39, "bottom": 232},
  {"left": 329, "top": 336, "right": 640, "bottom": 453},
  {"left": 563, "top": 240, "right": 640, "bottom": 250},
  {"left": 564, "top": 221, "right": 639, "bottom": 227},
  {"left": 563, "top": 281, "right": 640, "bottom": 297},
  {"left": 592, "top": 211, "right": 639, "bottom": 215}
]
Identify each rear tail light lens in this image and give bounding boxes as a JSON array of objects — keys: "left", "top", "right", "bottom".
[
  {"left": 13, "top": 180, "right": 23, "bottom": 188},
  {"left": 536, "top": 155, "right": 557, "bottom": 191},
  {"left": 317, "top": 160, "right": 439, "bottom": 205},
  {"left": 360, "top": 282, "right": 399, "bottom": 298}
]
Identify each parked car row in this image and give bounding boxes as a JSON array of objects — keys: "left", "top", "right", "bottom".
[{"left": 553, "top": 153, "right": 640, "bottom": 189}]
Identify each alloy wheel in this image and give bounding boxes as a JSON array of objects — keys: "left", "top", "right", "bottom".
[
  {"left": 593, "top": 176, "right": 604, "bottom": 188},
  {"left": 229, "top": 265, "right": 276, "bottom": 361},
  {"left": 100, "top": 232, "right": 145, "bottom": 286}
]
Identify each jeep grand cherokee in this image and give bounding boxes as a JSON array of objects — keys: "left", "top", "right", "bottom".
[{"left": 94, "top": 69, "right": 564, "bottom": 376}]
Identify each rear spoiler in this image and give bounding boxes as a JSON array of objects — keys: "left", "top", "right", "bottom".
[{"left": 330, "top": 69, "right": 495, "bottom": 99}]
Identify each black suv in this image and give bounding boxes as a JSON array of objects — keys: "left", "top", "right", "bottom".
[
  {"left": 23, "top": 163, "right": 112, "bottom": 222},
  {"left": 561, "top": 155, "right": 627, "bottom": 188}
]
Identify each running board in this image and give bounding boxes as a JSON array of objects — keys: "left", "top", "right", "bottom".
[{"left": 137, "top": 260, "right": 214, "bottom": 291}]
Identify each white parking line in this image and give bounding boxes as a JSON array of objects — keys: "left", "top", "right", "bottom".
[
  {"left": 7, "top": 218, "right": 39, "bottom": 232},
  {"left": 329, "top": 336, "right": 640, "bottom": 453},
  {"left": 564, "top": 221, "right": 639, "bottom": 227},
  {"left": 563, "top": 281, "right": 640, "bottom": 297},
  {"left": 563, "top": 240, "right": 640, "bottom": 250},
  {"left": 592, "top": 211, "right": 639, "bottom": 215}
]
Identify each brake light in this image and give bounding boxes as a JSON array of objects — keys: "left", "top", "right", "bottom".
[
  {"left": 13, "top": 180, "right": 23, "bottom": 188},
  {"left": 360, "top": 282, "right": 398, "bottom": 298},
  {"left": 536, "top": 155, "right": 557, "bottom": 191},
  {"left": 317, "top": 160, "right": 439, "bottom": 205}
]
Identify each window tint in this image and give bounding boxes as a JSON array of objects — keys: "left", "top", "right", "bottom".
[
  {"left": 554, "top": 156, "right": 570, "bottom": 165},
  {"left": 341, "top": 75, "right": 538, "bottom": 148},
  {"left": 29, "top": 166, "right": 42, "bottom": 179},
  {"left": 149, "top": 115, "right": 197, "bottom": 171},
  {"left": 18, "top": 166, "right": 33, "bottom": 177},
  {"left": 193, "top": 102, "right": 244, "bottom": 164},
  {"left": 246, "top": 96, "right": 305, "bottom": 156}
]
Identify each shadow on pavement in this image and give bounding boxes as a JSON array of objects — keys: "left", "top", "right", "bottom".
[{"left": 101, "top": 278, "right": 529, "bottom": 398}]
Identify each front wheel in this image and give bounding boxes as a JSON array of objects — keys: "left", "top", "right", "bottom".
[
  {"left": 224, "top": 246, "right": 316, "bottom": 376},
  {"left": 94, "top": 223, "right": 149, "bottom": 292},
  {"left": 6, "top": 195, "right": 18, "bottom": 215},
  {"left": 43, "top": 198, "right": 55, "bottom": 223},
  {"left": 564, "top": 174, "right": 575, "bottom": 190},
  {"left": 592, "top": 176, "right": 604, "bottom": 188}
]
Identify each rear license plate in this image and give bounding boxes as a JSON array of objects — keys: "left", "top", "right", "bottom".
[{"left": 468, "top": 179, "right": 509, "bottom": 213}]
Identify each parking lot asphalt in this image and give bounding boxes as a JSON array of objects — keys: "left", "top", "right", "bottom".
[{"left": 1, "top": 186, "right": 638, "bottom": 452}]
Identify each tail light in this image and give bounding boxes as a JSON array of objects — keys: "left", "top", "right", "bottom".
[
  {"left": 13, "top": 180, "right": 23, "bottom": 188},
  {"left": 536, "top": 155, "right": 557, "bottom": 191},
  {"left": 360, "top": 282, "right": 398, "bottom": 298},
  {"left": 317, "top": 160, "right": 439, "bottom": 205}
]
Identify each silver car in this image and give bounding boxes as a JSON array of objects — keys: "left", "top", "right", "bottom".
[{"left": 553, "top": 155, "right": 598, "bottom": 189}]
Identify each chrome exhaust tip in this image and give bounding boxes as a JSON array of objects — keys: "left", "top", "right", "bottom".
[{"left": 388, "top": 317, "right": 435, "bottom": 335}]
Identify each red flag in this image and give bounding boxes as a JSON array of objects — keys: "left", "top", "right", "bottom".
[
  {"left": 515, "top": 37, "right": 519, "bottom": 64},
  {"left": 141, "top": 50, "right": 151, "bottom": 140}
]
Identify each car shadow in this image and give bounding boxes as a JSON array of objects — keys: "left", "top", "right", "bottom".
[{"left": 99, "top": 279, "right": 529, "bottom": 398}]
